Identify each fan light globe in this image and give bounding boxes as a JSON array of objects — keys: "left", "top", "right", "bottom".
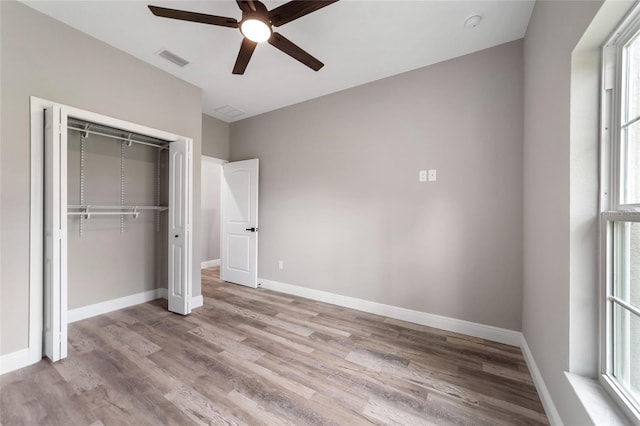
[{"left": 241, "top": 19, "right": 271, "bottom": 43}]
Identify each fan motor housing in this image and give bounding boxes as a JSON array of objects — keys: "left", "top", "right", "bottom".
[{"left": 241, "top": 1, "right": 271, "bottom": 25}]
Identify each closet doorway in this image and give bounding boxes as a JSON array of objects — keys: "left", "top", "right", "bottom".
[{"left": 31, "top": 97, "right": 194, "bottom": 363}]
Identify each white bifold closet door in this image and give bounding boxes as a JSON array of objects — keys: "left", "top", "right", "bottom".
[
  {"left": 43, "top": 102, "right": 194, "bottom": 362},
  {"left": 168, "top": 139, "right": 193, "bottom": 315},
  {"left": 44, "top": 106, "right": 68, "bottom": 362}
]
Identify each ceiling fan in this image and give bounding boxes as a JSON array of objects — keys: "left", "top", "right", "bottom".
[{"left": 148, "top": 0, "right": 338, "bottom": 75}]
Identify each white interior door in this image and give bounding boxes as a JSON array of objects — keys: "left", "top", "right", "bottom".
[
  {"left": 168, "top": 139, "right": 193, "bottom": 314},
  {"left": 221, "top": 159, "right": 259, "bottom": 288},
  {"left": 44, "top": 106, "right": 68, "bottom": 361}
]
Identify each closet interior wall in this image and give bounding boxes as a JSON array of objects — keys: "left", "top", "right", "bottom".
[{"left": 66, "top": 124, "right": 169, "bottom": 310}]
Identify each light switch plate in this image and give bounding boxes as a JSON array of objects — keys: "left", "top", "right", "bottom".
[{"left": 428, "top": 169, "right": 437, "bottom": 182}]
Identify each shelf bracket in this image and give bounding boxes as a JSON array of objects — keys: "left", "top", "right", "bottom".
[
  {"left": 120, "top": 141, "right": 125, "bottom": 234},
  {"left": 81, "top": 123, "right": 91, "bottom": 140}
]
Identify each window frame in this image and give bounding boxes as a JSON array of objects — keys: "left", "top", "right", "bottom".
[{"left": 600, "top": 3, "right": 640, "bottom": 422}]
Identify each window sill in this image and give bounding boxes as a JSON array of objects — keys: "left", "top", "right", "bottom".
[{"left": 565, "top": 372, "right": 633, "bottom": 425}]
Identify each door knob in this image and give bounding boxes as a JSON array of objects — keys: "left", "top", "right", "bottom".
[{"left": 245, "top": 227, "right": 258, "bottom": 232}]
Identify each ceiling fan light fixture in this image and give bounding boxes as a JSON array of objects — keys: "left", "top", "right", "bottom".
[
  {"left": 148, "top": 0, "right": 338, "bottom": 74},
  {"left": 240, "top": 18, "right": 271, "bottom": 43}
]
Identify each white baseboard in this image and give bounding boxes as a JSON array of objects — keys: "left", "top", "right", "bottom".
[
  {"left": 156, "top": 288, "right": 202, "bottom": 310},
  {"left": 66, "top": 287, "right": 203, "bottom": 324},
  {"left": 201, "top": 259, "right": 220, "bottom": 269},
  {"left": 6, "top": 276, "right": 560, "bottom": 425},
  {"left": 3, "top": 288, "right": 202, "bottom": 376},
  {"left": 520, "top": 336, "right": 563, "bottom": 426},
  {"left": 258, "top": 278, "right": 561, "bottom": 422},
  {"left": 68, "top": 288, "right": 165, "bottom": 323},
  {"left": 0, "top": 348, "right": 31, "bottom": 375},
  {"left": 158, "top": 288, "right": 168, "bottom": 299},
  {"left": 258, "top": 278, "right": 522, "bottom": 346},
  {"left": 191, "top": 295, "right": 204, "bottom": 309}
]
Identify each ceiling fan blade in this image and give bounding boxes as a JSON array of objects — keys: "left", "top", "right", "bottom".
[
  {"left": 233, "top": 38, "right": 258, "bottom": 75},
  {"left": 268, "top": 32, "right": 324, "bottom": 71},
  {"left": 148, "top": 5, "right": 238, "bottom": 28},
  {"left": 235, "top": 1, "right": 251, "bottom": 12},
  {"left": 268, "top": 1, "right": 338, "bottom": 27}
]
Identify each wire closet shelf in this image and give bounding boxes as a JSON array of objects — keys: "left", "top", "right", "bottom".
[
  {"left": 66, "top": 117, "right": 170, "bottom": 234},
  {"left": 67, "top": 117, "right": 170, "bottom": 150}
]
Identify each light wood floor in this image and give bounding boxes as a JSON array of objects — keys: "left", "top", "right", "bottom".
[{"left": 0, "top": 267, "right": 548, "bottom": 425}]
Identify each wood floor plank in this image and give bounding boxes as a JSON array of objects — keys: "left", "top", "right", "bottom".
[
  {"left": 363, "top": 396, "right": 441, "bottom": 426},
  {"left": 0, "top": 266, "right": 549, "bottom": 425},
  {"left": 217, "top": 286, "right": 317, "bottom": 316},
  {"left": 185, "top": 313, "right": 250, "bottom": 342},
  {"left": 217, "top": 351, "right": 316, "bottom": 400},
  {"left": 254, "top": 353, "right": 370, "bottom": 415},
  {"left": 237, "top": 324, "right": 316, "bottom": 354},
  {"left": 51, "top": 352, "right": 102, "bottom": 394},
  {"left": 188, "top": 326, "right": 265, "bottom": 362},
  {"left": 146, "top": 348, "right": 262, "bottom": 424},
  {"left": 275, "top": 312, "right": 352, "bottom": 337},
  {"left": 482, "top": 361, "right": 535, "bottom": 385},
  {"left": 164, "top": 384, "right": 245, "bottom": 426},
  {"left": 78, "top": 321, "right": 182, "bottom": 395},
  {"left": 226, "top": 389, "right": 294, "bottom": 426},
  {"left": 207, "top": 298, "right": 315, "bottom": 337}
]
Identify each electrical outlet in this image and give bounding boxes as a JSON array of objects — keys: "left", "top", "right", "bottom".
[
  {"left": 278, "top": 260, "right": 284, "bottom": 270},
  {"left": 419, "top": 170, "right": 427, "bottom": 182}
]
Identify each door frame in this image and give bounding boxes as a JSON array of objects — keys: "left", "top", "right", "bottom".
[
  {"left": 29, "top": 97, "right": 193, "bottom": 363},
  {"left": 200, "top": 155, "right": 227, "bottom": 269}
]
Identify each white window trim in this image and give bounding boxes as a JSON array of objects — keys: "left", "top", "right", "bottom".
[
  {"left": 599, "top": 3, "right": 640, "bottom": 422},
  {"left": 600, "top": 214, "right": 640, "bottom": 423}
]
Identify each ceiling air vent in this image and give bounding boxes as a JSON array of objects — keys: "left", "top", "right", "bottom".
[
  {"left": 215, "top": 105, "right": 245, "bottom": 119},
  {"left": 157, "top": 49, "right": 189, "bottom": 67}
]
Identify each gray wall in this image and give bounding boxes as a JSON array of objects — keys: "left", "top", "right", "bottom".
[
  {"left": 202, "top": 113, "right": 230, "bottom": 160},
  {"left": 522, "top": 1, "right": 603, "bottom": 424},
  {"left": 200, "top": 113, "right": 229, "bottom": 265},
  {"left": 201, "top": 156, "right": 225, "bottom": 263},
  {"left": 0, "top": 1, "right": 202, "bottom": 355},
  {"left": 67, "top": 132, "right": 168, "bottom": 309},
  {"left": 231, "top": 40, "right": 524, "bottom": 331}
]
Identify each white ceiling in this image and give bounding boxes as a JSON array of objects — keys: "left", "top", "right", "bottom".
[{"left": 21, "top": 0, "right": 534, "bottom": 122}]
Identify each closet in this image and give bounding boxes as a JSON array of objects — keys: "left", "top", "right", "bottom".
[
  {"left": 66, "top": 117, "right": 169, "bottom": 314},
  {"left": 42, "top": 103, "right": 193, "bottom": 362}
]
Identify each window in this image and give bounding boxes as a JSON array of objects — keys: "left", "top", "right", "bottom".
[{"left": 601, "top": 4, "right": 640, "bottom": 421}]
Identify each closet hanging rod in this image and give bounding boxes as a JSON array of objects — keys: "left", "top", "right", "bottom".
[
  {"left": 68, "top": 211, "right": 141, "bottom": 216},
  {"left": 67, "top": 126, "right": 169, "bottom": 150},
  {"left": 68, "top": 205, "right": 168, "bottom": 211}
]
